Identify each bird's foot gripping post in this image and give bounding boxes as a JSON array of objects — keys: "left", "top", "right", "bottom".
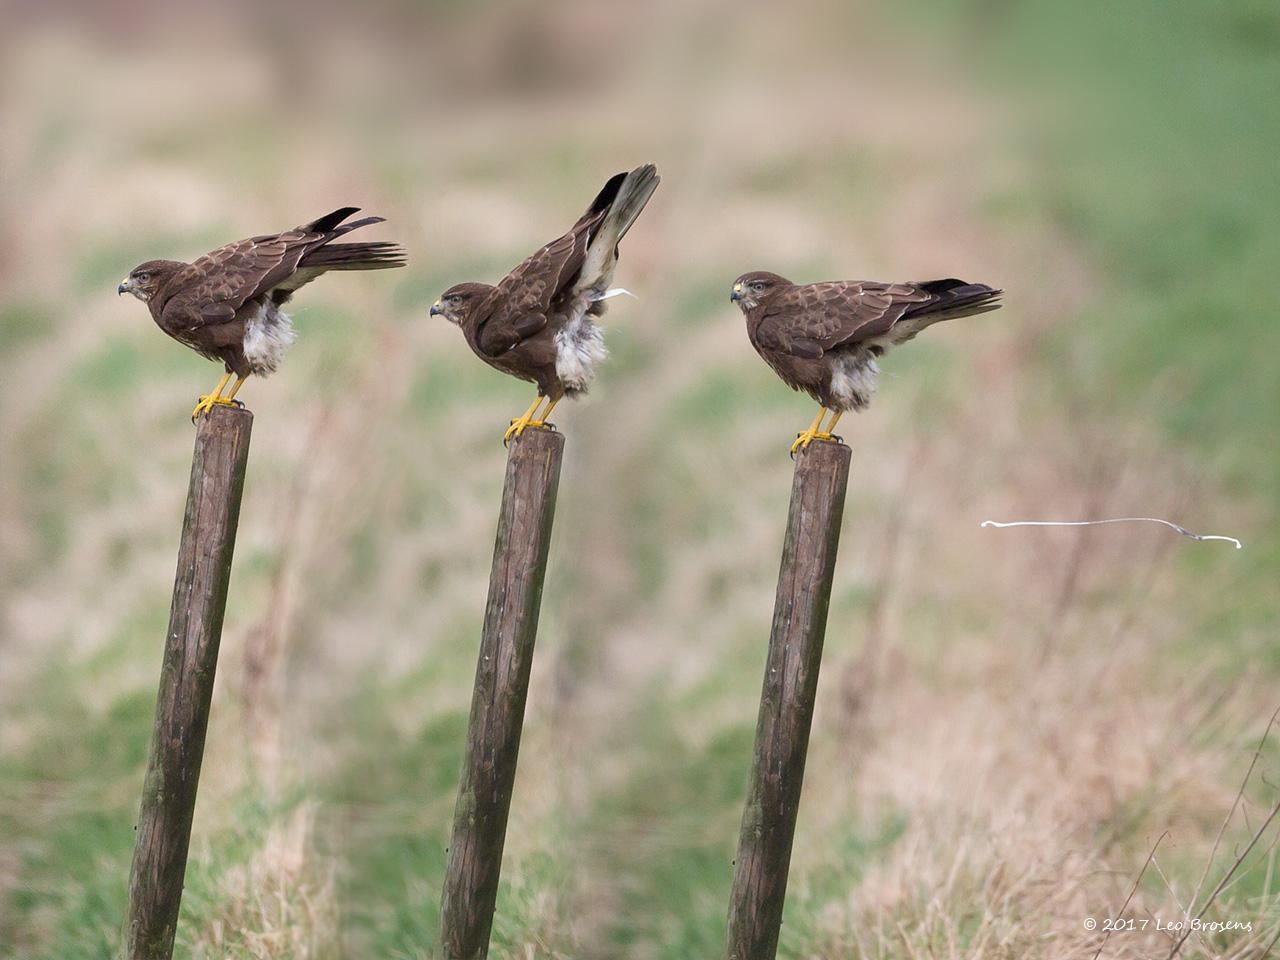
[
  {"left": 789, "top": 408, "right": 844, "bottom": 456},
  {"left": 190, "top": 373, "right": 247, "bottom": 422},
  {"left": 726, "top": 439, "right": 852, "bottom": 960},
  {"left": 125, "top": 405, "right": 252, "bottom": 960},
  {"left": 503, "top": 396, "right": 560, "bottom": 444},
  {"left": 190, "top": 395, "right": 243, "bottom": 422},
  {"left": 441, "top": 427, "right": 565, "bottom": 960}
]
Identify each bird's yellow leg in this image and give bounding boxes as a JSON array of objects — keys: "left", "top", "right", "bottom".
[
  {"left": 191, "top": 372, "right": 233, "bottom": 421},
  {"left": 817, "top": 410, "right": 843, "bottom": 441},
  {"left": 504, "top": 395, "right": 545, "bottom": 442},
  {"left": 530, "top": 397, "right": 560, "bottom": 428},
  {"left": 223, "top": 375, "right": 248, "bottom": 404},
  {"left": 790, "top": 407, "right": 829, "bottom": 454},
  {"left": 191, "top": 373, "right": 248, "bottom": 422}
]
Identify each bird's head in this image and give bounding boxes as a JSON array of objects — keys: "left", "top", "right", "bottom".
[
  {"left": 430, "top": 282, "right": 492, "bottom": 326},
  {"left": 730, "top": 271, "right": 789, "bottom": 312},
  {"left": 118, "top": 260, "right": 183, "bottom": 303}
]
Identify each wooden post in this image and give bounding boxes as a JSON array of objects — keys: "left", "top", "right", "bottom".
[
  {"left": 725, "top": 440, "right": 852, "bottom": 960},
  {"left": 440, "top": 427, "right": 565, "bottom": 959},
  {"left": 125, "top": 406, "right": 253, "bottom": 960}
]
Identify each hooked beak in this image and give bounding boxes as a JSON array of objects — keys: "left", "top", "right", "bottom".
[
  {"left": 730, "top": 282, "right": 744, "bottom": 303},
  {"left": 117, "top": 277, "right": 132, "bottom": 296},
  {"left": 429, "top": 299, "right": 443, "bottom": 317}
]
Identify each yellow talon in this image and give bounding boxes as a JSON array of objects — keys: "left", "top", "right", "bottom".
[
  {"left": 505, "top": 417, "right": 556, "bottom": 440},
  {"left": 789, "top": 407, "right": 842, "bottom": 455},
  {"left": 789, "top": 431, "right": 815, "bottom": 454},
  {"left": 504, "top": 395, "right": 562, "bottom": 443},
  {"left": 790, "top": 407, "right": 827, "bottom": 454},
  {"left": 190, "top": 394, "right": 239, "bottom": 421},
  {"left": 191, "top": 372, "right": 235, "bottom": 422},
  {"left": 789, "top": 431, "right": 838, "bottom": 453},
  {"left": 504, "top": 418, "right": 530, "bottom": 442},
  {"left": 504, "top": 396, "right": 545, "bottom": 443}
]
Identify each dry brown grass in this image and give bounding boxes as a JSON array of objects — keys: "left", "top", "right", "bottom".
[{"left": 191, "top": 805, "right": 338, "bottom": 960}]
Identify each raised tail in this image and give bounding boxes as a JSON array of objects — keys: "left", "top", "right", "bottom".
[
  {"left": 576, "top": 165, "right": 660, "bottom": 292},
  {"left": 600, "top": 163, "right": 660, "bottom": 244},
  {"left": 584, "top": 172, "right": 629, "bottom": 217}
]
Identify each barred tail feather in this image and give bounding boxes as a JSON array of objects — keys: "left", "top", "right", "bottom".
[
  {"left": 907, "top": 279, "right": 1003, "bottom": 322},
  {"left": 300, "top": 241, "right": 406, "bottom": 271},
  {"left": 876, "top": 278, "right": 1001, "bottom": 348}
]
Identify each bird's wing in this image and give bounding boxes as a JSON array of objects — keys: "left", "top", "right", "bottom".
[
  {"left": 756, "top": 281, "right": 931, "bottom": 356},
  {"left": 474, "top": 221, "right": 596, "bottom": 356},
  {"left": 167, "top": 229, "right": 324, "bottom": 328}
]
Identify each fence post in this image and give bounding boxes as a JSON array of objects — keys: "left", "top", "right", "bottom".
[
  {"left": 440, "top": 427, "right": 565, "bottom": 959},
  {"left": 725, "top": 440, "right": 851, "bottom": 960},
  {"left": 125, "top": 405, "right": 253, "bottom": 960}
]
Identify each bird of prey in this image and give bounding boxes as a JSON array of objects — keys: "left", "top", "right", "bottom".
[
  {"left": 118, "top": 208, "right": 405, "bottom": 420},
  {"left": 731, "top": 272, "right": 1001, "bottom": 453},
  {"left": 431, "top": 164, "right": 660, "bottom": 442}
]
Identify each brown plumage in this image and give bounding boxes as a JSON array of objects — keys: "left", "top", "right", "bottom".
[
  {"left": 730, "top": 271, "right": 1002, "bottom": 451},
  {"left": 431, "top": 164, "right": 660, "bottom": 440},
  {"left": 118, "top": 207, "right": 404, "bottom": 418}
]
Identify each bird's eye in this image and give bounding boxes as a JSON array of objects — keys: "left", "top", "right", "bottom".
[
  {"left": 447, "top": 295, "right": 461, "bottom": 306},
  {"left": 750, "top": 281, "right": 765, "bottom": 292},
  {"left": 136, "top": 272, "right": 150, "bottom": 283}
]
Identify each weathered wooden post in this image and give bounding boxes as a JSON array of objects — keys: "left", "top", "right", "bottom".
[
  {"left": 726, "top": 440, "right": 852, "bottom": 960},
  {"left": 125, "top": 406, "right": 252, "bottom": 960},
  {"left": 440, "top": 427, "right": 565, "bottom": 959}
]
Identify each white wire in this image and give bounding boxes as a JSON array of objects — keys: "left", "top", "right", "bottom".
[{"left": 980, "top": 517, "right": 1242, "bottom": 549}]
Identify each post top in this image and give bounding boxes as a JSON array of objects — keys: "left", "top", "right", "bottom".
[
  {"left": 793, "top": 438, "right": 851, "bottom": 468},
  {"left": 506, "top": 425, "right": 565, "bottom": 453},
  {"left": 203, "top": 405, "right": 254, "bottom": 424}
]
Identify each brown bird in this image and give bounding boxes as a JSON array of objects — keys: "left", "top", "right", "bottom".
[
  {"left": 731, "top": 272, "right": 1002, "bottom": 453},
  {"left": 431, "top": 164, "right": 659, "bottom": 441},
  {"left": 118, "top": 208, "right": 405, "bottom": 420}
]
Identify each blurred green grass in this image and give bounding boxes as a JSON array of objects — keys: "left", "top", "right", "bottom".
[{"left": 928, "top": 0, "right": 1280, "bottom": 495}]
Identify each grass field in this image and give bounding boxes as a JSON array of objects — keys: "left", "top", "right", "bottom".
[{"left": 2, "top": 1, "right": 1277, "bottom": 957}]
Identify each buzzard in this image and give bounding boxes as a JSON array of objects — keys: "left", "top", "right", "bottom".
[
  {"left": 731, "top": 272, "right": 1002, "bottom": 453},
  {"left": 431, "top": 164, "right": 660, "bottom": 441},
  {"left": 118, "top": 208, "right": 405, "bottom": 420}
]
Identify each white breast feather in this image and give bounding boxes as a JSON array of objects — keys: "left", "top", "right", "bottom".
[
  {"left": 829, "top": 352, "right": 880, "bottom": 410},
  {"left": 554, "top": 303, "right": 607, "bottom": 392},
  {"left": 242, "top": 301, "right": 296, "bottom": 376}
]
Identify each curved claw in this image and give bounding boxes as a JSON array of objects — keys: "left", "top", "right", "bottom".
[
  {"left": 505, "top": 396, "right": 549, "bottom": 445},
  {"left": 789, "top": 431, "right": 840, "bottom": 457},
  {"left": 789, "top": 431, "right": 816, "bottom": 456},
  {"left": 503, "top": 418, "right": 558, "bottom": 446},
  {"left": 190, "top": 395, "right": 240, "bottom": 423},
  {"left": 503, "top": 418, "right": 529, "bottom": 445},
  {"left": 191, "top": 396, "right": 216, "bottom": 423}
]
